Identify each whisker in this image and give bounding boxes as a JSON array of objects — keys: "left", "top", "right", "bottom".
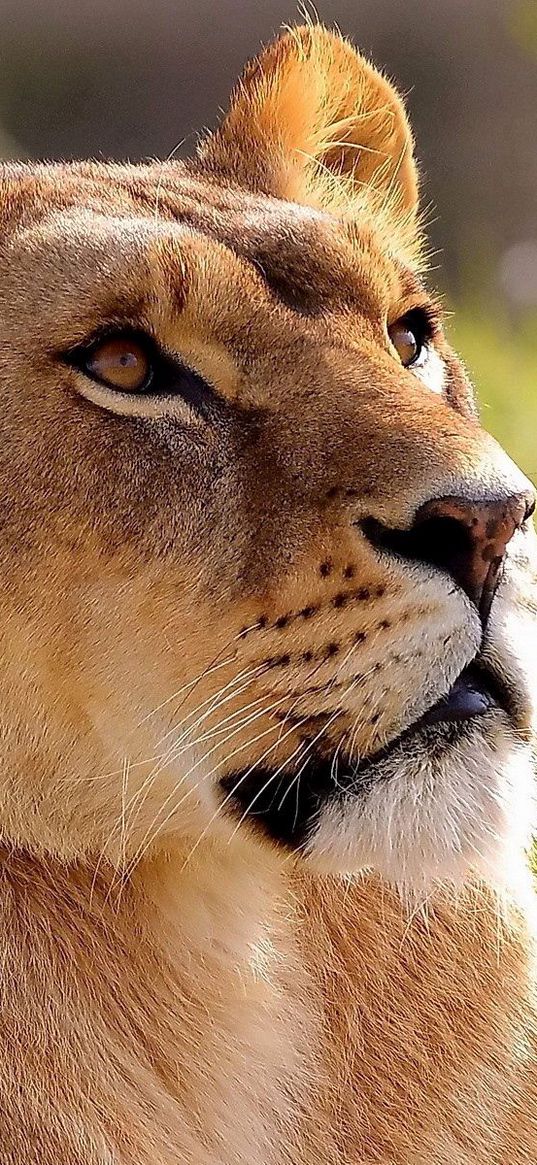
[
  {"left": 181, "top": 714, "right": 314, "bottom": 868},
  {"left": 136, "top": 649, "right": 239, "bottom": 727},
  {"left": 98, "top": 662, "right": 268, "bottom": 875},
  {"left": 226, "top": 703, "right": 344, "bottom": 845},
  {"left": 224, "top": 663, "right": 369, "bottom": 845},
  {"left": 123, "top": 662, "right": 269, "bottom": 839},
  {"left": 123, "top": 678, "right": 309, "bottom": 878},
  {"left": 150, "top": 658, "right": 269, "bottom": 754},
  {"left": 125, "top": 708, "right": 290, "bottom": 878}
]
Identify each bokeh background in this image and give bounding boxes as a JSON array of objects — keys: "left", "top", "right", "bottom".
[{"left": 1, "top": 0, "right": 536, "bottom": 474}]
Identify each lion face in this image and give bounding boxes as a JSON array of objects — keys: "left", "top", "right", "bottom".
[{"left": 0, "top": 26, "right": 534, "bottom": 889}]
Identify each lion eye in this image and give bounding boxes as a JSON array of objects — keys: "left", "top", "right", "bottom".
[
  {"left": 84, "top": 334, "right": 153, "bottom": 392},
  {"left": 388, "top": 317, "right": 422, "bottom": 367}
]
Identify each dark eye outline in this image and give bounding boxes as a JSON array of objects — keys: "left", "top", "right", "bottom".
[
  {"left": 63, "top": 327, "right": 218, "bottom": 419},
  {"left": 388, "top": 307, "right": 434, "bottom": 368}
]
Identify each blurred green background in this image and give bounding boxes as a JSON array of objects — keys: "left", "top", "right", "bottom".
[
  {"left": 1, "top": 0, "right": 536, "bottom": 476},
  {"left": 449, "top": 299, "right": 537, "bottom": 480}
]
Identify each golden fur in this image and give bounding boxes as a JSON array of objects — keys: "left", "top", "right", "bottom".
[{"left": 0, "top": 23, "right": 535, "bottom": 1162}]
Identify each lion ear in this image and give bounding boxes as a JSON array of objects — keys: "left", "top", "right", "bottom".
[{"left": 199, "top": 24, "right": 420, "bottom": 254}]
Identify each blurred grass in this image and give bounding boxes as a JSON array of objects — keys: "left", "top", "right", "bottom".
[{"left": 447, "top": 299, "right": 537, "bottom": 482}]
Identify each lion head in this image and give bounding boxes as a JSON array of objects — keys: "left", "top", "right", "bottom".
[{"left": 0, "top": 25, "right": 534, "bottom": 890}]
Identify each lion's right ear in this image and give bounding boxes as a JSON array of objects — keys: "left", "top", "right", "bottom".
[{"left": 199, "top": 24, "right": 420, "bottom": 262}]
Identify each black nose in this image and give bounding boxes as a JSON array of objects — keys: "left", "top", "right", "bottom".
[{"left": 362, "top": 491, "right": 535, "bottom": 623}]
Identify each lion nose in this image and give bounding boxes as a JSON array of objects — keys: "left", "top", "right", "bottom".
[
  {"left": 411, "top": 492, "right": 535, "bottom": 620},
  {"left": 362, "top": 490, "right": 535, "bottom": 624}
]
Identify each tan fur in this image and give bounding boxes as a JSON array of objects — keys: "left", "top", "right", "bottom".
[{"left": 0, "top": 23, "right": 535, "bottom": 1162}]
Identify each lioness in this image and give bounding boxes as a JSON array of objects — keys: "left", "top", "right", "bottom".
[{"left": 0, "top": 22, "right": 535, "bottom": 1164}]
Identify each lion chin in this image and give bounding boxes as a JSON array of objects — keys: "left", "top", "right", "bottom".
[
  {"left": 309, "top": 723, "right": 534, "bottom": 889},
  {"left": 223, "top": 718, "right": 535, "bottom": 891}
]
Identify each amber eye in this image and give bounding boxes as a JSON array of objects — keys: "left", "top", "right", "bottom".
[
  {"left": 388, "top": 311, "right": 428, "bottom": 368},
  {"left": 84, "top": 334, "right": 153, "bottom": 392}
]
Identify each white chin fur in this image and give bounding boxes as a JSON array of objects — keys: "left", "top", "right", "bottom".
[{"left": 305, "top": 716, "right": 535, "bottom": 892}]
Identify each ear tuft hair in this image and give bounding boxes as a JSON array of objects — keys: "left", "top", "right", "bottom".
[{"left": 199, "top": 25, "right": 422, "bottom": 266}]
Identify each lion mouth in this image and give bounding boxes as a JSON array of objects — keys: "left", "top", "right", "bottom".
[
  {"left": 220, "top": 656, "right": 521, "bottom": 850},
  {"left": 418, "top": 660, "right": 508, "bottom": 728}
]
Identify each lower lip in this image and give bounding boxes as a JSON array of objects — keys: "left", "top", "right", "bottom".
[{"left": 419, "top": 664, "right": 498, "bottom": 728}]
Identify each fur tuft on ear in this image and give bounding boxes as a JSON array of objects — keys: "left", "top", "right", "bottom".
[{"left": 199, "top": 24, "right": 421, "bottom": 262}]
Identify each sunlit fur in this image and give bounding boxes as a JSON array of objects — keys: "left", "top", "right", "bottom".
[{"left": 0, "top": 22, "right": 535, "bottom": 1163}]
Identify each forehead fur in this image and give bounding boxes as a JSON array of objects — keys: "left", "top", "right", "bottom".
[
  {"left": 0, "top": 159, "right": 420, "bottom": 332},
  {"left": 1, "top": 24, "right": 422, "bottom": 272}
]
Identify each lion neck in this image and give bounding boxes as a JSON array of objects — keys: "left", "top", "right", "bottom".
[
  {"left": 0, "top": 838, "right": 535, "bottom": 1165},
  {"left": 0, "top": 839, "right": 322, "bottom": 1164}
]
